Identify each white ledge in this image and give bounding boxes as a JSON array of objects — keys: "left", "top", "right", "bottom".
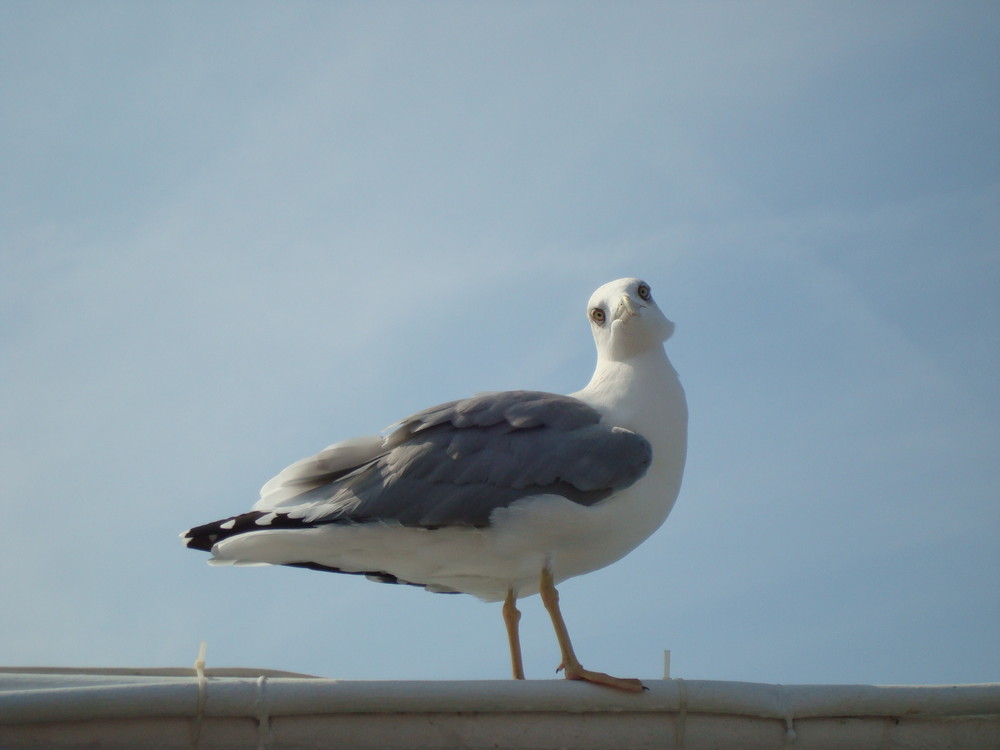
[{"left": 1, "top": 668, "right": 998, "bottom": 749}]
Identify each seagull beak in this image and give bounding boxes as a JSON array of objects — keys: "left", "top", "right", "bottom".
[{"left": 612, "top": 294, "right": 642, "bottom": 324}]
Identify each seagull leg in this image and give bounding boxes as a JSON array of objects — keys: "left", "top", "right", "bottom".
[
  {"left": 503, "top": 587, "right": 526, "bottom": 680},
  {"left": 539, "top": 566, "right": 644, "bottom": 692}
]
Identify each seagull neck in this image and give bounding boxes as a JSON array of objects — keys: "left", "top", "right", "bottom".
[
  {"left": 577, "top": 344, "right": 688, "bottom": 493},
  {"left": 580, "top": 346, "right": 676, "bottom": 403}
]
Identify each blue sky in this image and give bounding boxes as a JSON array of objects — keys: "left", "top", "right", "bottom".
[{"left": 2, "top": 2, "right": 998, "bottom": 686}]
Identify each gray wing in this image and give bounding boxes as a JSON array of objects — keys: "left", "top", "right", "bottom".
[
  {"left": 279, "top": 390, "right": 652, "bottom": 528},
  {"left": 255, "top": 435, "right": 386, "bottom": 509}
]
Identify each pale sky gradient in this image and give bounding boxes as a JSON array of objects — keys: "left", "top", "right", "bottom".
[{"left": 2, "top": 2, "right": 998, "bottom": 686}]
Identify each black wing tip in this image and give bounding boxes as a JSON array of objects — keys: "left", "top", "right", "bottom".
[
  {"left": 180, "top": 510, "right": 477, "bottom": 554},
  {"left": 181, "top": 532, "right": 217, "bottom": 552},
  {"left": 180, "top": 518, "right": 231, "bottom": 552},
  {"left": 181, "top": 510, "right": 320, "bottom": 552}
]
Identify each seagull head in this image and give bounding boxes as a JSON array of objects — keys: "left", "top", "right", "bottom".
[{"left": 587, "top": 278, "right": 675, "bottom": 362}]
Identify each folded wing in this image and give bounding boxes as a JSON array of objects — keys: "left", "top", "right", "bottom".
[{"left": 183, "top": 390, "right": 652, "bottom": 551}]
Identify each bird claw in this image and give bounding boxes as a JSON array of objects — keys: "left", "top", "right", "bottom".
[{"left": 562, "top": 663, "right": 646, "bottom": 692}]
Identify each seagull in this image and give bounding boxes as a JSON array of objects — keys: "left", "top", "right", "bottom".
[{"left": 182, "top": 277, "right": 687, "bottom": 691}]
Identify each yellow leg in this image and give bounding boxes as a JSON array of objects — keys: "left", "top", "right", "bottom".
[
  {"left": 538, "top": 566, "right": 645, "bottom": 692},
  {"left": 503, "top": 587, "right": 526, "bottom": 680}
]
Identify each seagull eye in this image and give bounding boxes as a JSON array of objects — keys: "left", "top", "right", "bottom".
[
  {"left": 637, "top": 283, "right": 651, "bottom": 301},
  {"left": 590, "top": 307, "right": 606, "bottom": 325}
]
